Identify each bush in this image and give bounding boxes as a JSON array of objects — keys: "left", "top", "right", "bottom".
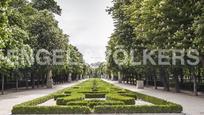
[
  {"left": 67, "top": 100, "right": 89, "bottom": 106},
  {"left": 94, "top": 105, "right": 183, "bottom": 113},
  {"left": 85, "top": 93, "right": 106, "bottom": 98},
  {"left": 56, "top": 93, "right": 85, "bottom": 105},
  {"left": 127, "top": 91, "right": 171, "bottom": 105},
  {"left": 120, "top": 93, "right": 137, "bottom": 99},
  {"left": 12, "top": 106, "right": 91, "bottom": 114},
  {"left": 12, "top": 78, "right": 183, "bottom": 114},
  {"left": 64, "top": 91, "right": 72, "bottom": 94},
  {"left": 106, "top": 93, "right": 135, "bottom": 105},
  {"left": 67, "top": 100, "right": 125, "bottom": 108},
  {"left": 54, "top": 94, "right": 71, "bottom": 100},
  {"left": 16, "top": 95, "right": 54, "bottom": 106}
]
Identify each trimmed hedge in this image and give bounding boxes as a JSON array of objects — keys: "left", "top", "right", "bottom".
[
  {"left": 12, "top": 106, "right": 91, "bottom": 114},
  {"left": 120, "top": 93, "right": 137, "bottom": 99},
  {"left": 85, "top": 93, "right": 106, "bottom": 98},
  {"left": 94, "top": 105, "right": 183, "bottom": 113},
  {"left": 106, "top": 93, "right": 135, "bottom": 105},
  {"left": 56, "top": 93, "right": 84, "bottom": 105},
  {"left": 15, "top": 95, "right": 54, "bottom": 107},
  {"left": 12, "top": 78, "right": 183, "bottom": 114},
  {"left": 127, "top": 90, "right": 173, "bottom": 105},
  {"left": 54, "top": 94, "right": 71, "bottom": 100},
  {"left": 67, "top": 100, "right": 125, "bottom": 108}
]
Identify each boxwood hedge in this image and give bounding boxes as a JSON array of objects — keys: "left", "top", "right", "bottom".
[
  {"left": 12, "top": 78, "right": 183, "bottom": 114},
  {"left": 94, "top": 105, "right": 183, "bottom": 113},
  {"left": 12, "top": 106, "right": 91, "bottom": 114},
  {"left": 67, "top": 100, "right": 125, "bottom": 108},
  {"left": 106, "top": 93, "right": 135, "bottom": 105}
]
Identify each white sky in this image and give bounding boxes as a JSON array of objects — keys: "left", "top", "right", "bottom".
[{"left": 55, "top": 0, "right": 114, "bottom": 64}]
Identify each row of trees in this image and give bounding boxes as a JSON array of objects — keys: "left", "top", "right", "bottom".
[
  {"left": 0, "top": 0, "right": 87, "bottom": 94},
  {"left": 103, "top": 0, "right": 204, "bottom": 95}
]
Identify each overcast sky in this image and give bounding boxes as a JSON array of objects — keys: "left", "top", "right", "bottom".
[{"left": 55, "top": 0, "right": 114, "bottom": 64}]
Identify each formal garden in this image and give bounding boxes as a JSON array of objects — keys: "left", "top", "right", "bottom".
[
  {"left": 1, "top": 0, "right": 204, "bottom": 114},
  {"left": 12, "top": 78, "right": 182, "bottom": 114}
]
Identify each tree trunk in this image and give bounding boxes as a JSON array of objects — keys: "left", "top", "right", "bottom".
[
  {"left": 118, "top": 72, "right": 122, "bottom": 83},
  {"left": 68, "top": 73, "right": 72, "bottom": 82},
  {"left": 37, "top": 74, "right": 40, "bottom": 88},
  {"left": 47, "top": 69, "right": 53, "bottom": 88},
  {"left": 154, "top": 75, "right": 157, "bottom": 89},
  {"left": 146, "top": 75, "right": 149, "bottom": 87},
  {"left": 26, "top": 78, "right": 29, "bottom": 90},
  {"left": 16, "top": 76, "right": 19, "bottom": 91},
  {"left": 111, "top": 71, "right": 114, "bottom": 81},
  {"left": 175, "top": 75, "right": 180, "bottom": 93},
  {"left": 160, "top": 68, "right": 169, "bottom": 91},
  {"left": 31, "top": 72, "right": 35, "bottom": 89},
  {"left": 193, "top": 75, "right": 198, "bottom": 96},
  {"left": 1, "top": 74, "right": 4, "bottom": 95}
]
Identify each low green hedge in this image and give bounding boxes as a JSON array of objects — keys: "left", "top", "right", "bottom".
[
  {"left": 64, "top": 91, "right": 72, "bottom": 94},
  {"left": 106, "top": 93, "right": 135, "bottom": 105},
  {"left": 85, "top": 93, "right": 106, "bottom": 98},
  {"left": 94, "top": 105, "right": 183, "bottom": 113},
  {"left": 12, "top": 78, "right": 183, "bottom": 114},
  {"left": 127, "top": 90, "right": 173, "bottom": 105},
  {"left": 12, "top": 106, "right": 91, "bottom": 114},
  {"left": 67, "top": 100, "right": 125, "bottom": 108},
  {"left": 15, "top": 94, "right": 54, "bottom": 107},
  {"left": 120, "top": 93, "right": 137, "bottom": 99},
  {"left": 56, "top": 93, "right": 85, "bottom": 105},
  {"left": 54, "top": 94, "right": 71, "bottom": 100}
]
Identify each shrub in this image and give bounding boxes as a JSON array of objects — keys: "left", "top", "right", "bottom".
[
  {"left": 16, "top": 95, "right": 54, "bottom": 106},
  {"left": 79, "top": 91, "right": 108, "bottom": 94},
  {"left": 120, "top": 93, "right": 137, "bottom": 99},
  {"left": 54, "top": 94, "right": 71, "bottom": 100},
  {"left": 12, "top": 78, "right": 183, "bottom": 114},
  {"left": 106, "top": 93, "right": 135, "bottom": 105},
  {"left": 67, "top": 101, "right": 89, "bottom": 106},
  {"left": 88, "top": 100, "right": 124, "bottom": 108},
  {"left": 94, "top": 105, "right": 183, "bottom": 113},
  {"left": 56, "top": 93, "right": 85, "bottom": 105},
  {"left": 67, "top": 100, "right": 125, "bottom": 108},
  {"left": 12, "top": 106, "right": 91, "bottom": 114},
  {"left": 127, "top": 91, "right": 171, "bottom": 105},
  {"left": 64, "top": 91, "right": 72, "bottom": 94},
  {"left": 85, "top": 93, "right": 106, "bottom": 98}
]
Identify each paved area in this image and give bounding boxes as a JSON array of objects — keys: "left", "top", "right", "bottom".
[
  {"left": 104, "top": 79, "right": 204, "bottom": 115},
  {"left": 0, "top": 79, "right": 86, "bottom": 115}
]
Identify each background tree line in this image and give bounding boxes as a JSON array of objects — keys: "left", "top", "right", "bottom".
[
  {"left": 0, "top": 0, "right": 88, "bottom": 94},
  {"left": 101, "top": 0, "right": 204, "bottom": 96}
]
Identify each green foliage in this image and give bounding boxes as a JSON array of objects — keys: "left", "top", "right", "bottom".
[
  {"left": 67, "top": 100, "right": 125, "bottom": 108},
  {"left": 105, "top": 0, "right": 204, "bottom": 89},
  {"left": 56, "top": 93, "right": 85, "bottom": 105},
  {"left": 106, "top": 93, "right": 135, "bottom": 105},
  {"left": 94, "top": 105, "right": 183, "bottom": 114},
  {"left": 54, "top": 94, "right": 71, "bottom": 100},
  {"left": 0, "top": 0, "right": 87, "bottom": 83},
  {"left": 12, "top": 79, "right": 182, "bottom": 114},
  {"left": 120, "top": 93, "right": 137, "bottom": 99},
  {"left": 12, "top": 106, "right": 91, "bottom": 114},
  {"left": 32, "top": 0, "right": 62, "bottom": 15},
  {"left": 85, "top": 93, "right": 106, "bottom": 98}
]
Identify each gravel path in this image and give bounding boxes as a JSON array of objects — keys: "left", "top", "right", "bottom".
[
  {"left": 103, "top": 79, "right": 204, "bottom": 115},
  {"left": 0, "top": 79, "right": 86, "bottom": 115}
]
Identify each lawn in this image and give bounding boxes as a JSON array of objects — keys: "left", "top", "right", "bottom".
[{"left": 12, "top": 78, "right": 183, "bottom": 114}]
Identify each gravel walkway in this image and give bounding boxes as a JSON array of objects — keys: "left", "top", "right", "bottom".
[{"left": 0, "top": 79, "right": 86, "bottom": 115}]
